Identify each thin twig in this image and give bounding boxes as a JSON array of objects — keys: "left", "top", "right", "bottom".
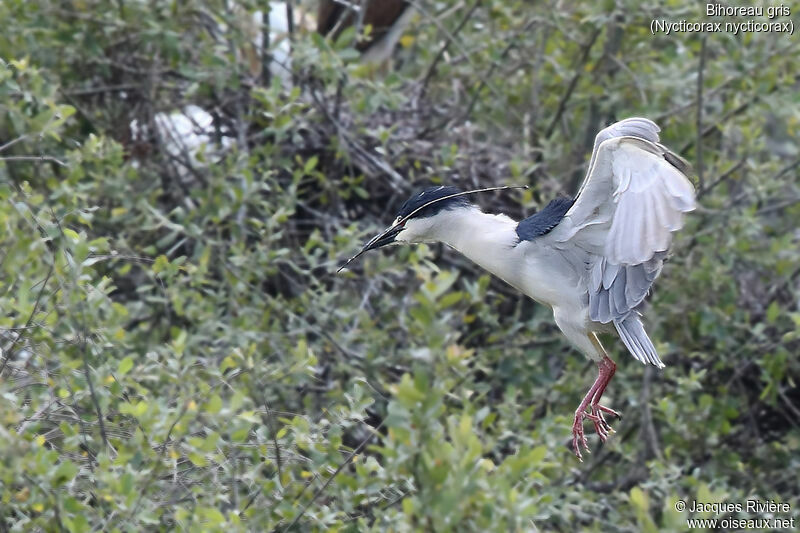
[
  {"left": 418, "top": 0, "right": 481, "bottom": 101},
  {"left": 695, "top": 35, "right": 707, "bottom": 190},
  {"left": 772, "top": 156, "right": 800, "bottom": 182},
  {"left": 678, "top": 73, "right": 800, "bottom": 156},
  {"left": 0, "top": 263, "right": 54, "bottom": 376},
  {"left": 0, "top": 155, "right": 67, "bottom": 167},
  {"left": 756, "top": 197, "right": 800, "bottom": 215},
  {"left": 654, "top": 40, "right": 799, "bottom": 122},
  {"left": 0, "top": 134, "right": 28, "bottom": 152},
  {"left": 778, "top": 386, "right": 800, "bottom": 424},
  {"left": 227, "top": 12, "right": 251, "bottom": 237},
  {"left": 62, "top": 84, "right": 140, "bottom": 96},
  {"left": 81, "top": 339, "right": 111, "bottom": 453},
  {"left": 308, "top": 86, "right": 405, "bottom": 190},
  {"left": 241, "top": 394, "right": 285, "bottom": 514},
  {"left": 639, "top": 366, "right": 663, "bottom": 461},
  {"left": 459, "top": 19, "right": 536, "bottom": 125},
  {"left": 698, "top": 155, "right": 746, "bottom": 198},
  {"left": 52, "top": 208, "right": 113, "bottom": 457},
  {"left": 285, "top": 419, "right": 385, "bottom": 531},
  {"left": 23, "top": 475, "right": 67, "bottom": 532},
  {"left": 545, "top": 26, "right": 602, "bottom": 138},
  {"left": 679, "top": 98, "right": 752, "bottom": 156}
]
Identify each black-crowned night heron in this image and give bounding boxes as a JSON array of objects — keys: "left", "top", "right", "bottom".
[{"left": 339, "top": 118, "right": 696, "bottom": 459}]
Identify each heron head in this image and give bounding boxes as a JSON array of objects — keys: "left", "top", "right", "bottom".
[
  {"left": 393, "top": 185, "right": 474, "bottom": 243},
  {"left": 337, "top": 186, "right": 470, "bottom": 271},
  {"left": 337, "top": 184, "right": 527, "bottom": 272}
]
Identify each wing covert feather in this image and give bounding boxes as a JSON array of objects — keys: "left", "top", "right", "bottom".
[
  {"left": 541, "top": 118, "right": 694, "bottom": 366},
  {"left": 550, "top": 130, "right": 695, "bottom": 326}
]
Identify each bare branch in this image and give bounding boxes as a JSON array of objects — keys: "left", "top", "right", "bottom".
[
  {"left": 698, "top": 155, "right": 746, "bottom": 198},
  {"left": 0, "top": 263, "right": 53, "bottom": 376},
  {"left": 418, "top": 0, "right": 482, "bottom": 101},
  {"left": 545, "top": 26, "right": 602, "bottom": 138},
  {"left": 0, "top": 134, "right": 28, "bottom": 153},
  {"left": 459, "top": 19, "right": 537, "bottom": 125},
  {"left": 0, "top": 155, "right": 67, "bottom": 167},
  {"left": 695, "top": 35, "right": 707, "bottom": 190},
  {"left": 286, "top": 418, "right": 385, "bottom": 531}
]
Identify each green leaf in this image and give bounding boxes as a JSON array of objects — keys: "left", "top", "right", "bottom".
[
  {"left": 188, "top": 452, "right": 207, "bottom": 467},
  {"left": 630, "top": 487, "right": 648, "bottom": 513},
  {"left": 766, "top": 300, "right": 780, "bottom": 324},
  {"left": 303, "top": 155, "right": 318, "bottom": 173},
  {"left": 395, "top": 373, "right": 426, "bottom": 406},
  {"left": 62, "top": 228, "right": 80, "bottom": 242},
  {"left": 528, "top": 445, "right": 547, "bottom": 464},
  {"left": 53, "top": 460, "right": 79, "bottom": 487},
  {"left": 118, "top": 356, "right": 134, "bottom": 376},
  {"left": 152, "top": 254, "right": 170, "bottom": 274},
  {"left": 206, "top": 394, "right": 223, "bottom": 414}
]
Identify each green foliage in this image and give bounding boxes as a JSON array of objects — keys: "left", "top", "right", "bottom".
[{"left": 1, "top": 0, "right": 799, "bottom": 530}]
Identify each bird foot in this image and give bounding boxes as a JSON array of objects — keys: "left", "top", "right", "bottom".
[{"left": 571, "top": 404, "right": 622, "bottom": 460}]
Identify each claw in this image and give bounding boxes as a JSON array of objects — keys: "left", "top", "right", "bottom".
[
  {"left": 570, "top": 353, "right": 621, "bottom": 459},
  {"left": 572, "top": 411, "right": 596, "bottom": 459},
  {"left": 595, "top": 404, "right": 622, "bottom": 419},
  {"left": 573, "top": 402, "right": 622, "bottom": 454}
]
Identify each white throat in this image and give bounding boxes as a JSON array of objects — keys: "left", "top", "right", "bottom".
[{"left": 419, "top": 207, "right": 522, "bottom": 287}]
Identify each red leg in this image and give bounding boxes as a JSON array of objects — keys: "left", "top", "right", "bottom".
[
  {"left": 572, "top": 354, "right": 622, "bottom": 460},
  {"left": 571, "top": 374, "right": 604, "bottom": 459},
  {"left": 590, "top": 355, "right": 621, "bottom": 437}
]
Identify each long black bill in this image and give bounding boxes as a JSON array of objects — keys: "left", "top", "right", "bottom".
[
  {"left": 336, "top": 223, "right": 404, "bottom": 273},
  {"left": 336, "top": 184, "right": 528, "bottom": 274}
]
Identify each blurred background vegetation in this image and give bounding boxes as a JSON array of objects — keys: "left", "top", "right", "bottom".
[{"left": 0, "top": 0, "right": 799, "bottom": 530}]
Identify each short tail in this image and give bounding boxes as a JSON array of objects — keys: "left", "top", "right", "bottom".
[{"left": 615, "top": 314, "right": 664, "bottom": 368}]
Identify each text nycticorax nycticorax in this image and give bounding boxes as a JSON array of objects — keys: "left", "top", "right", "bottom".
[{"left": 339, "top": 118, "right": 696, "bottom": 459}]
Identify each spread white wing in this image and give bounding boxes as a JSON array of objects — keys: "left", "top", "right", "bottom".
[{"left": 550, "top": 118, "right": 696, "bottom": 366}]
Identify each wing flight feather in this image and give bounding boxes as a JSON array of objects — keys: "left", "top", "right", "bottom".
[{"left": 548, "top": 118, "right": 696, "bottom": 366}]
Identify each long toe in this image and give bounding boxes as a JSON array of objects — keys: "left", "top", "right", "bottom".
[
  {"left": 572, "top": 413, "right": 592, "bottom": 460},
  {"left": 593, "top": 420, "right": 609, "bottom": 442},
  {"left": 586, "top": 412, "right": 609, "bottom": 442},
  {"left": 572, "top": 435, "right": 582, "bottom": 461},
  {"left": 595, "top": 404, "right": 622, "bottom": 420},
  {"left": 572, "top": 429, "right": 588, "bottom": 460},
  {"left": 593, "top": 409, "right": 611, "bottom": 432}
]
